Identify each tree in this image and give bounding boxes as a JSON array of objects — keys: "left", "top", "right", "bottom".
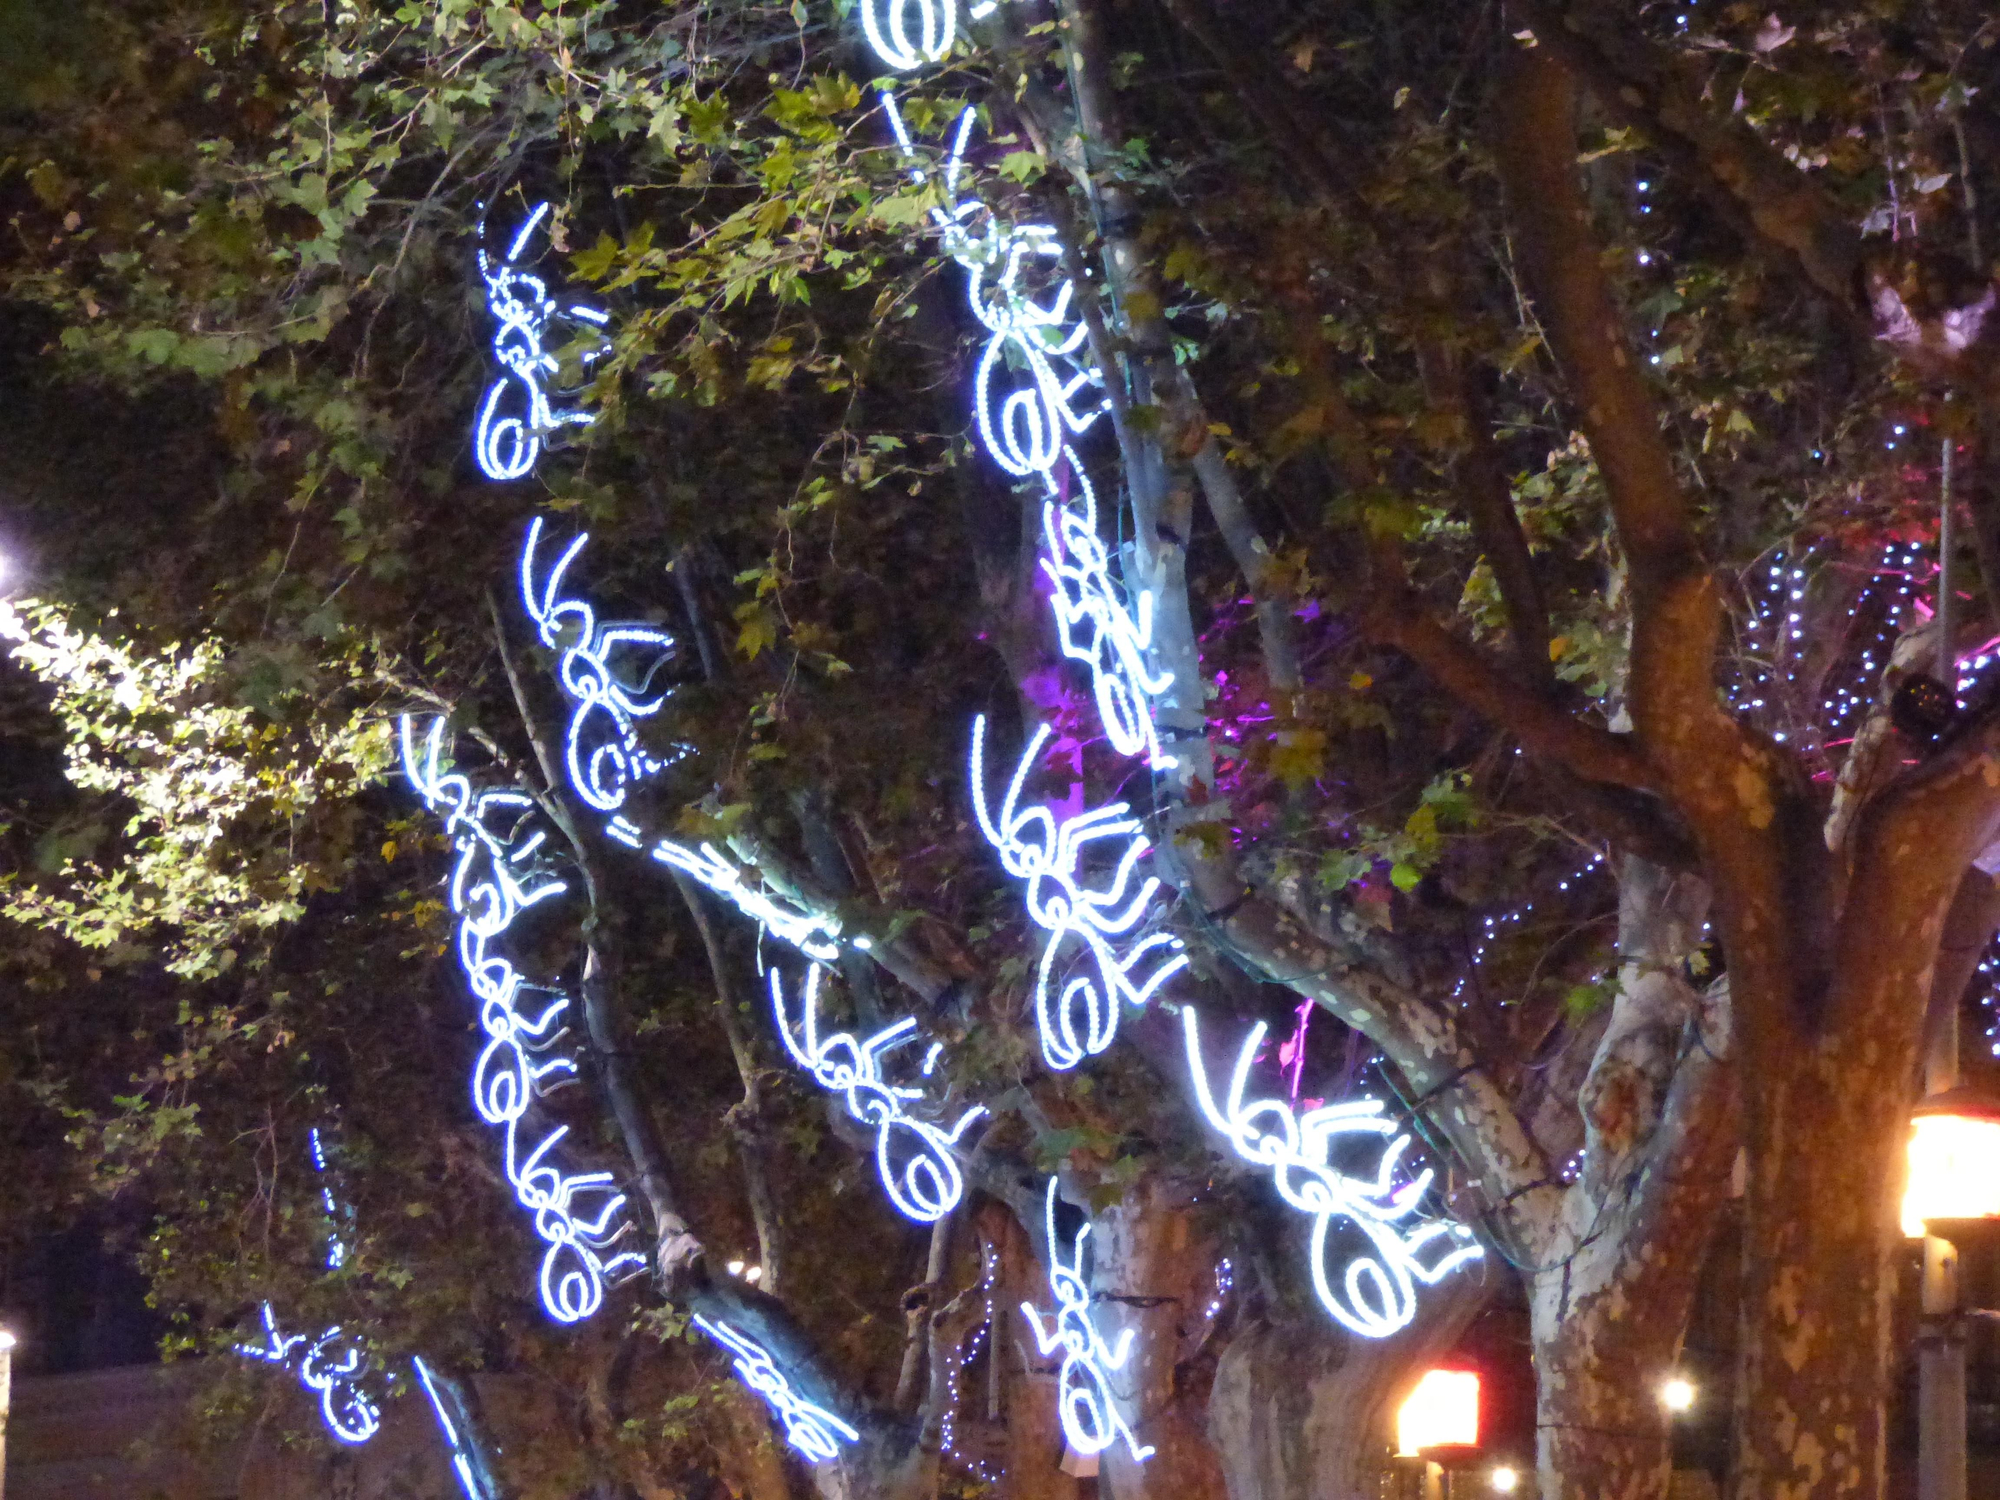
[{"left": 4, "top": 1, "right": 2000, "bottom": 1498}]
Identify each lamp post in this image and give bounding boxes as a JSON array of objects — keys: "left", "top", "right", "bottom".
[
  {"left": 0, "top": 1327, "right": 15, "bottom": 1500},
  {"left": 1903, "top": 1085, "right": 2000, "bottom": 1500}
]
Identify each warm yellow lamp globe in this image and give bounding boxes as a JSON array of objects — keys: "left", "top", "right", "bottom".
[{"left": 1901, "top": 1089, "right": 2000, "bottom": 1239}]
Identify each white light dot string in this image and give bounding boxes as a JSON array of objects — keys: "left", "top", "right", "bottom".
[
  {"left": 770, "top": 963, "right": 988, "bottom": 1223},
  {"left": 1019, "top": 1178, "right": 1156, "bottom": 1463},
  {"left": 938, "top": 1246, "right": 1002, "bottom": 1483},
  {"left": 474, "top": 202, "right": 610, "bottom": 482},
  {"left": 691, "top": 1315, "right": 862, "bottom": 1462},
  {"left": 970, "top": 715, "right": 1188, "bottom": 1070},
  {"left": 400, "top": 715, "right": 649, "bottom": 1323},
  {"left": 1181, "top": 1007, "right": 1483, "bottom": 1339}
]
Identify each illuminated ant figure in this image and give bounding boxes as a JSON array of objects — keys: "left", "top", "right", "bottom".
[
  {"left": 473, "top": 202, "right": 610, "bottom": 481},
  {"left": 971, "top": 717, "right": 1187, "bottom": 1070},
  {"left": 241, "top": 1306, "right": 382, "bottom": 1444},
  {"left": 883, "top": 96, "right": 1106, "bottom": 479},
  {"left": 770, "top": 964, "right": 987, "bottom": 1223},
  {"left": 1019, "top": 1179, "right": 1155, "bottom": 1463},
  {"left": 518, "top": 518, "right": 684, "bottom": 813}
]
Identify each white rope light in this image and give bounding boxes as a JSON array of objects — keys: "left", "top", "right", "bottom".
[
  {"left": 884, "top": 96, "right": 1107, "bottom": 481},
  {"left": 240, "top": 1306, "right": 383, "bottom": 1444},
  {"left": 970, "top": 716, "right": 1186, "bottom": 1070},
  {"left": 1019, "top": 1179, "right": 1155, "bottom": 1462},
  {"left": 413, "top": 1357, "right": 484, "bottom": 1500},
  {"left": 1181, "top": 1008, "right": 1483, "bottom": 1338},
  {"left": 519, "top": 518, "right": 684, "bottom": 811},
  {"left": 692, "top": 1315, "right": 862, "bottom": 1461},
  {"left": 401, "top": 716, "right": 648, "bottom": 1323},
  {"left": 770, "top": 964, "right": 987, "bottom": 1222},
  {"left": 474, "top": 203, "right": 609, "bottom": 481},
  {"left": 1038, "top": 466, "right": 1174, "bottom": 768},
  {"left": 861, "top": 0, "right": 955, "bottom": 71}
]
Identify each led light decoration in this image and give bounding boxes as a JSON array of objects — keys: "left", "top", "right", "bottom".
[
  {"left": 401, "top": 716, "right": 648, "bottom": 1323},
  {"left": 1038, "top": 465, "right": 1174, "bottom": 768},
  {"left": 414, "top": 1357, "right": 484, "bottom": 1500},
  {"left": 693, "top": 1315, "right": 861, "bottom": 1462},
  {"left": 1019, "top": 1179, "right": 1155, "bottom": 1463},
  {"left": 1395, "top": 1368, "right": 1480, "bottom": 1456},
  {"left": 642, "top": 832, "right": 844, "bottom": 961},
  {"left": 474, "top": 202, "right": 610, "bottom": 481},
  {"left": 861, "top": 0, "right": 954, "bottom": 70},
  {"left": 970, "top": 716, "right": 1187, "bottom": 1069},
  {"left": 885, "top": 96, "right": 1106, "bottom": 481},
  {"left": 770, "top": 965, "right": 986, "bottom": 1222},
  {"left": 241, "top": 1305, "right": 383, "bottom": 1445},
  {"left": 1182, "top": 1007, "right": 1483, "bottom": 1338},
  {"left": 519, "top": 518, "right": 683, "bottom": 812}
]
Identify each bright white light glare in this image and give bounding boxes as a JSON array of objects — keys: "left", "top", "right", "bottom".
[
  {"left": 693, "top": 1315, "right": 861, "bottom": 1462},
  {"left": 1395, "top": 1368, "right": 1480, "bottom": 1456},
  {"left": 519, "top": 519, "right": 684, "bottom": 811},
  {"left": 727, "top": 1260, "right": 747, "bottom": 1276},
  {"left": 1661, "top": 1376, "right": 1696, "bottom": 1413},
  {"left": 0, "top": 1329, "right": 15, "bottom": 1352},
  {"left": 474, "top": 203, "right": 608, "bottom": 481},
  {"left": 772, "top": 965, "right": 986, "bottom": 1222},
  {"left": 413, "top": 1357, "right": 483, "bottom": 1500},
  {"left": 1019, "top": 1179, "right": 1155, "bottom": 1462},
  {"left": 402, "top": 716, "right": 648, "bottom": 1323},
  {"left": 1901, "top": 1110, "right": 2000, "bottom": 1237},
  {"left": 1039, "top": 467, "right": 1175, "bottom": 769},
  {"left": 971, "top": 716, "right": 1187, "bottom": 1070},
  {"left": 1491, "top": 1466, "right": 1520, "bottom": 1493},
  {"left": 240, "top": 1305, "right": 382, "bottom": 1444},
  {"left": 1182, "top": 1007, "right": 1483, "bottom": 1337}
]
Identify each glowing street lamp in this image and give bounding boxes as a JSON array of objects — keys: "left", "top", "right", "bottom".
[
  {"left": 1396, "top": 1367, "right": 1481, "bottom": 1457},
  {"left": 1901, "top": 1087, "right": 2000, "bottom": 1243},
  {"left": 1, "top": 1326, "right": 16, "bottom": 1500},
  {"left": 1660, "top": 1376, "right": 1696, "bottom": 1415}
]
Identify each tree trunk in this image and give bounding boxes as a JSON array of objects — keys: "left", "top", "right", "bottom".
[
  {"left": 1207, "top": 1277, "right": 1485, "bottom": 1500},
  {"left": 1085, "top": 1178, "right": 1231, "bottom": 1500},
  {"left": 1727, "top": 1049, "right": 1902, "bottom": 1500}
]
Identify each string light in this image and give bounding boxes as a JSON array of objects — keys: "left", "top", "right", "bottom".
[
  {"left": 970, "top": 716, "right": 1187, "bottom": 1069},
  {"left": 519, "top": 519, "right": 684, "bottom": 812},
  {"left": 1019, "top": 1179, "right": 1156, "bottom": 1462},
  {"left": 1181, "top": 1008, "right": 1483, "bottom": 1338},
  {"left": 645, "top": 835, "right": 845, "bottom": 961},
  {"left": 692, "top": 1316, "right": 861, "bottom": 1462},
  {"left": 413, "top": 1357, "right": 484, "bottom": 1500},
  {"left": 474, "top": 203, "right": 609, "bottom": 481},
  {"left": 239, "top": 1306, "right": 382, "bottom": 1444},
  {"left": 401, "top": 716, "right": 648, "bottom": 1323},
  {"left": 1039, "top": 465, "right": 1175, "bottom": 768},
  {"left": 860, "top": 0, "right": 954, "bottom": 71},
  {"left": 770, "top": 964, "right": 987, "bottom": 1222},
  {"left": 884, "top": 96, "right": 1107, "bottom": 482}
]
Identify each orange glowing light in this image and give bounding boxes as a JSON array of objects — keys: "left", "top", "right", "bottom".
[
  {"left": 1395, "top": 1369, "right": 1481, "bottom": 1457},
  {"left": 1901, "top": 1091, "right": 2000, "bottom": 1239}
]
